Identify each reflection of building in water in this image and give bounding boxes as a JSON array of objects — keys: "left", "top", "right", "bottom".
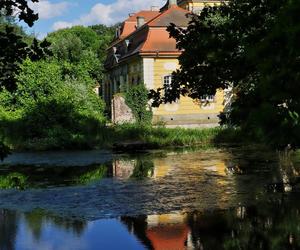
[
  {"left": 112, "top": 159, "right": 136, "bottom": 179},
  {"left": 152, "top": 159, "right": 173, "bottom": 179},
  {"left": 146, "top": 214, "right": 191, "bottom": 250},
  {"left": 121, "top": 213, "right": 192, "bottom": 250},
  {"left": 112, "top": 158, "right": 173, "bottom": 179}
]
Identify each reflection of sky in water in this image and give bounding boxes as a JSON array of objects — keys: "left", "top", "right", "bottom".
[
  {"left": 1, "top": 147, "right": 300, "bottom": 249},
  {"left": 16, "top": 217, "right": 145, "bottom": 250}
]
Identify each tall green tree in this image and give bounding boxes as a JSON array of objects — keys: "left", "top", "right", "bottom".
[
  {"left": 46, "top": 25, "right": 114, "bottom": 84},
  {"left": 0, "top": 0, "right": 51, "bottom": 92},
  {"left": 150, "top": 0, "right": 300, "bottom": 148}
]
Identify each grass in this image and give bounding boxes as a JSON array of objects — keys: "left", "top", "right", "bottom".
[
  {"left": 103, "top": 124, "right": 243, "bottom": 149},
  {"left": 2, "top": 123, "right": 244, "bottom": 151}
]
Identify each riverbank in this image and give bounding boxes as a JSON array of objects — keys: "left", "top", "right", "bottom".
[{"left": 5, "top": 125, "right": 245, "bottom": 151}]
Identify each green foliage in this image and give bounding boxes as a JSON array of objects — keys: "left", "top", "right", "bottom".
[
  {"left": 0, "top": 173, "right": 27, "bottom": 190},
  {"left": 0, "top": 4, "right": 114, "bottom": 152},
  {"left": 76, "top": 166, "right": 107, "bottom": 185},
  {"left": 125, "top": 84, "right": 153, "bottom": 125},
  {"left": 105, "top": 124, "right": 230, "bottom": 148},
  {"left": 0, "top": 0, "right": 51, "bottom": 94},
  {"left": 0, "top": 25, "right": 51, "bottom": 91},
  {"left": 0, "top": 59, "right": 106, "bottom": 150},
  {"left": 150, "top": 0, "right": 300, "bottom": 148},
  {"left": 46, "top": 25, "right": 114, "bottom": 83},
  {"left": 131, "top": 159, "right": 154, "bottom": 179},
  {"left": 0, "top": 0, "right": 38, "bottom": 27}
]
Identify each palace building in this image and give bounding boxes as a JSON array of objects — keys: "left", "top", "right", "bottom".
[{"left": 103, "top": 0, "right": 224, "bottom": 127}]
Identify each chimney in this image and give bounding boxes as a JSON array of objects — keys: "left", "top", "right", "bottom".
[
  {"left": 151, "top": 6, "right": 159, "bottom": 11},
  {"left": 136, "top": 16, "right": 145, "bottom": 28},
  {"left": 168, "top": 0, "right": 177, "bottom": 8}
]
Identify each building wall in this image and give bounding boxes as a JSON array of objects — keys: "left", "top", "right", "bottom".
[
  {"left": 179, "top": 1, "right": 223, "bottom": 13},
  {"left": 104, "top": 57, "right": 143, "bottom": 108},
  {"left": 144, "top": 57, "right": 224, "bottom": 127},
  {"left": 128, "top": 58, "right": 144, "bottom": 87},
  {"left": 106, "top": 56, "right": 224, "bottom": 127}
]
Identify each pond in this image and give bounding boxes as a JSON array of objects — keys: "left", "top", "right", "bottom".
[{"left": 1, "top": 147, "right": 300, "bottom": 249}]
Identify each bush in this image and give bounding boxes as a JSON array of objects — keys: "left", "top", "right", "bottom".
[{"left": 0, "top": 59, "right": 106, "bottom": 150}]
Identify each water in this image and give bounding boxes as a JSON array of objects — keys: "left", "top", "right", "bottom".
[{"left": 0, "top": 147, "right": 300, "bottom": 249}]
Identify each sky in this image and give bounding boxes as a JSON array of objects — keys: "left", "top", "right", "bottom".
[{"left": 25, "top": 0, "right": 166, "bottom": 39}]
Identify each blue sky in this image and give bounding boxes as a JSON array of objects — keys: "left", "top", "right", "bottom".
[{"left": 26, "top": 0, "right": 166, "bottom": 38}]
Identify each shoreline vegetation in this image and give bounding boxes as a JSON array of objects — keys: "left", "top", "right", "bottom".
[{"left": 1, "top": 125, "right": 249, "bottom": 152}]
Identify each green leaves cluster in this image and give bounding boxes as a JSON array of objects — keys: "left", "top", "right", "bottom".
[
  {"left": 125, "top": 84, "right": 153, "bottom": 126},
  {"left": 152, "top": 0, "right": 300, "bottom": 148},
  {"left": 0, "top": 59, "right": 106, "bottom": 149},
  {"left": 46, "top": 25, "right": 115, "bottom": 83},
  {"left": 0, "top": 2, "right": 114, "bottom": 150}
]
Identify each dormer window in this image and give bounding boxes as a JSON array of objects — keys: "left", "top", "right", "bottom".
[
  {"left": 113, "top": 47, "right": 121, "bottom": 63},
  {"left": 115, "top": 26, "right": 121, "bottom": 38},
  {"left": 136, "top": 16, "right": 145, "bottom": 29}
]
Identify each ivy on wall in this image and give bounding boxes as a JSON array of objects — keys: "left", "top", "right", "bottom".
[{"left": 125, "top": 84, "right": 152, "bottom": 126}]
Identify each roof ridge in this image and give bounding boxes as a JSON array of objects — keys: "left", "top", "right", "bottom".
[{"left": 147, "top": 5, "right": 190, "bottom": 26}]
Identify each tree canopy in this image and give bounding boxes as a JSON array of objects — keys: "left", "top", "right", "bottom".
[
  {"left": 150, "top": 0, "right": 300, "bottom": 148},
  {"left": 0, "top": 0, "right": 39, "bottom": 27},
  {"left": 0, "top": 0, "right": 51, "bottom": 91},
  {"left": 46, "top": 25, "right": 114, "bottom": 83}
]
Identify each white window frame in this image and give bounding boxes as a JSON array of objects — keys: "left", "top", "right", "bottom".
[
  {"left": 200, "top": 95, "right": 215, "bottom": 102},
  {"left": 163, "top": 75, "right": 179, "bottom": 103}
]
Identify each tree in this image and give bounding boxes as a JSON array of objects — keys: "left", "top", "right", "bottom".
[
  {"left": 0, "top": 0, "right": 51, "bottom": 91},
  {"left": 0, "top": 26, "right": 51, "bottom": 91},
  {"left": 46, "top": 25, "right": 114, "bottom": 84},
  {"left": 0, "top": 0, "right": 39, "bottom": 27},
  {"left": 150, "top": 0, "right": 300, "bottom": 148}
]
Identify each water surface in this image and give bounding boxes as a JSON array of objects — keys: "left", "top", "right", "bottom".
[{"left": 1, "top": 147, "right": 300, "bottom": 249}]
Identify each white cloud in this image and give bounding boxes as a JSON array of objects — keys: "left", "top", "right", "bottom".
[
  {"left": 30, "top": 0, "right": 72, "bottom": 20},
  {"left": 52, "top": 21, "right": 73, "bottom": 30},
  {"left": 52, "top": 0, "right": 165, "bottom": 30}
]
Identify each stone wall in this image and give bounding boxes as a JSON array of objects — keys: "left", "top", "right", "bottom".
[{"left": 111, "top": 95, "right": 135, "bottom": 124}]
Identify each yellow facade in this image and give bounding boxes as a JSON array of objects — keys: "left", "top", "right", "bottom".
[
  {"left": 179, "top": 0, "right": 223, "bottom": 12},
  {"left": 150, "top": 58, "right": 224, "bottom": 126},
  {"left": 104, "top": 0, "right": 225, "bottom": 127},
  {"left": 128, "top": 58, "right": 143, "bottom": 87}
]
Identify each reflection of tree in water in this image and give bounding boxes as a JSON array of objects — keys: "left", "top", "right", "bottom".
[
  {"left": 76, "top": 165, "right": 107, "bottom": 185},
  {"left": 120, "top": 216, "right": 153, "bottom": 249},
  {"left": 185, "top": 195, "right": 300, "bottom": 250},
  {"left": 0, "top": 164, "right": 108, "bottom": 189},
  {"left": 0, "top": 210, "right": 18, "bottom": 250},
  {"left": 0, "top": 173, "right": 28, "bottom": 190},
  {"left": 24, "top": 210, "right": 87, "bottom": 241},
  {"left": 119, "top": 195, "right": 300, "bottom": 250},
  {"left": 131, "top": 159, "right": 154, "bottom": 179}
]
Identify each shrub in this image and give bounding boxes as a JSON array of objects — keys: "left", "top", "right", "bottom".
[{"left": 0, "top": 59, "right": 106, "bottom": 149}]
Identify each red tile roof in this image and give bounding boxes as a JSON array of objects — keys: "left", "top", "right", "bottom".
[
  {"left": 119, "top": 11, "right": 160, "bottom": 38},
  {"left": 105, "top": 5, "right": 191, "bottom": 69}
]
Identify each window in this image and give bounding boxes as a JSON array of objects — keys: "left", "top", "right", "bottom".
[
  {"left": 163, "top": 75, "right": 172, "bottom": 88},
  {"left": 163, "top": 75, "right": 173, "bottom": 96},
  {"left": 163, "top": 75, "right": 178, "bottom": 103},
  {"left": 200, "top": 95, "right": 215, "bottom": 102}
]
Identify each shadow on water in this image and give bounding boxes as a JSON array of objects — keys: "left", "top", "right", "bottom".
[{"left": 0, "top": 147, "right": 300, "bottom": 249}]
